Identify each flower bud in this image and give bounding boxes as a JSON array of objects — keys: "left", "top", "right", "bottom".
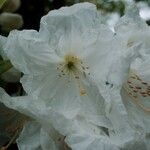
[
  {"left": 0, "top": 12, "right": 23, "bottom": 33},
  {"left": 2, "top": 0, "right": 21, "bottom": 12}
]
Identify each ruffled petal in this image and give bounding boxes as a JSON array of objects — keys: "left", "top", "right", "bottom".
[
  {"left": 39, "top": 2, "right": 102, "bottom": 57},
  {"left": 115, "top": 5, "right": 147, "bottom": 35},
  {"left": 4, "top": 30, "right": 61, "bottom": 75},
  {"left": 17, "top": 122, "right": 43, "bottom": 150},
  {"left": 0, "top": 88, "right": 26, "bottom": 147},
  {"left": 17, "top": 121, "right": 67, "bottom": 150},
  {"left": 66, "top": 133, "right": 119, "bottom": 150},
  {"left": 121, "top": 55, "right": 150, "bottom": 133}
]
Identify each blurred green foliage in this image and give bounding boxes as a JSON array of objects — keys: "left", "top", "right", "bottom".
[
  {"left": 96, "top": 0, "right": 125, "bottom": 16},
  {"left": 65, "top": 0, "right": 125, "bottom": 15},
  {"left": 0, "top": 0, "right": 7, "bottom": 8}
]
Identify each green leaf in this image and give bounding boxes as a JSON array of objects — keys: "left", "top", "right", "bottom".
[
  {"left": 0, "top": 0, "right": 7, "bottom": 9},
  {"left": 0, "top": 60, "right": 12, "bottom": 75}
]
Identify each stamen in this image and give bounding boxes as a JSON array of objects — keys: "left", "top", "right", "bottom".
[
  {"left": 127, "top": 41, "right": 134, "bottom": 47},
  {"left": 56, "top": 54, "right": 90, "bottom": 96},
  {"left": 123, "top": 72, "right": 150, "bottom": 112},
  {"left": 80, "top": 88, "right": 86, "bottom": 96}
]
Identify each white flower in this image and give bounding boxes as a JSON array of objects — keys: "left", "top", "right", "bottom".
[
  {"left": 3, "top": 2, "right": 115, "bottom": 127},
  {"left": 0, "top": 2, "right": 142, "bottom": 150},
  {"left": 3, "top": 2, "right": 139, "bottom": 124},
  {"left": 100, "top": 5, "right": 150, "bottom": 149},
  {"left": 114, "top": 4, "right": 150, "bottom": 131}
]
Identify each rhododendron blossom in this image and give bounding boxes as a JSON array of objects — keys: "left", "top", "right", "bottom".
[
  {"left": 2, "top": 2, "right": 117, "bottom": 127},
  {"left": 0, "top": 2, "right": 149, "bottom": 150}
]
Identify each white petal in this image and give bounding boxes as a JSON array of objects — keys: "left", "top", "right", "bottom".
[
  {"left": 86, "top": 35, "right": 141, "bottom": 89},
  {"left": 66, "top": 133, "right": 119, "bottom": 150},
  {"left": 17, "top": 122, "right": 42, "bottom": 150},
  {"left": 21, "top": 71, "right": 110, "bottom": 128},
  {"left": 121, "top": 57, "right": 150, "bottom": 133},
  {"left": 98, "top": 87, "right": 149, "bottom": 149},
  {"left": 121, "top": 88, "right": 150, "bottom": 133},
  {"left": 21, "top": 73, "right": 80, "bottom": 119},
  {"left": 79, "top": 77, "right": 111, "bottom": 128},
  {"left": 4, "top": 30, "right": 61, "bottom": 75},
  {"left": 0, "top": 90, "right": 78, "bottom": 136},
  {"left": 40, "top": 2, "right": 102, "bottom": 57},
  {"left": 17, "top": 121, "right": 64, "bottom": 150},
  {"left": 0, "top": 88, "right": 26, "bottom": 147},
  {"left": 115, "top": 5, "right": 147, "bottom": 35},
  {"left": 40, "top": 128, "right": 58, "bottom": 150}
]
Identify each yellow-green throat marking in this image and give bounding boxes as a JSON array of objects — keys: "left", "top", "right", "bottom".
[{"left": 57, "top": 54, "right": 90, "bottom": 96}]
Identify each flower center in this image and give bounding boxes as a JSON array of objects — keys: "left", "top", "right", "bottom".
[
  {"left": 57, "top": 54, "right": 90, "bottom": 96},
  {"left": 64, "top": 54, "right": 79, "bottom": 73},
  {"left": 67, "top": 61, "right": 75, "bottom": 70}
]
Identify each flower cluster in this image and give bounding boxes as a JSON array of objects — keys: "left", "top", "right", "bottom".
[{"left": 0, "top": 2, "right": 150, "bottom": 150}]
